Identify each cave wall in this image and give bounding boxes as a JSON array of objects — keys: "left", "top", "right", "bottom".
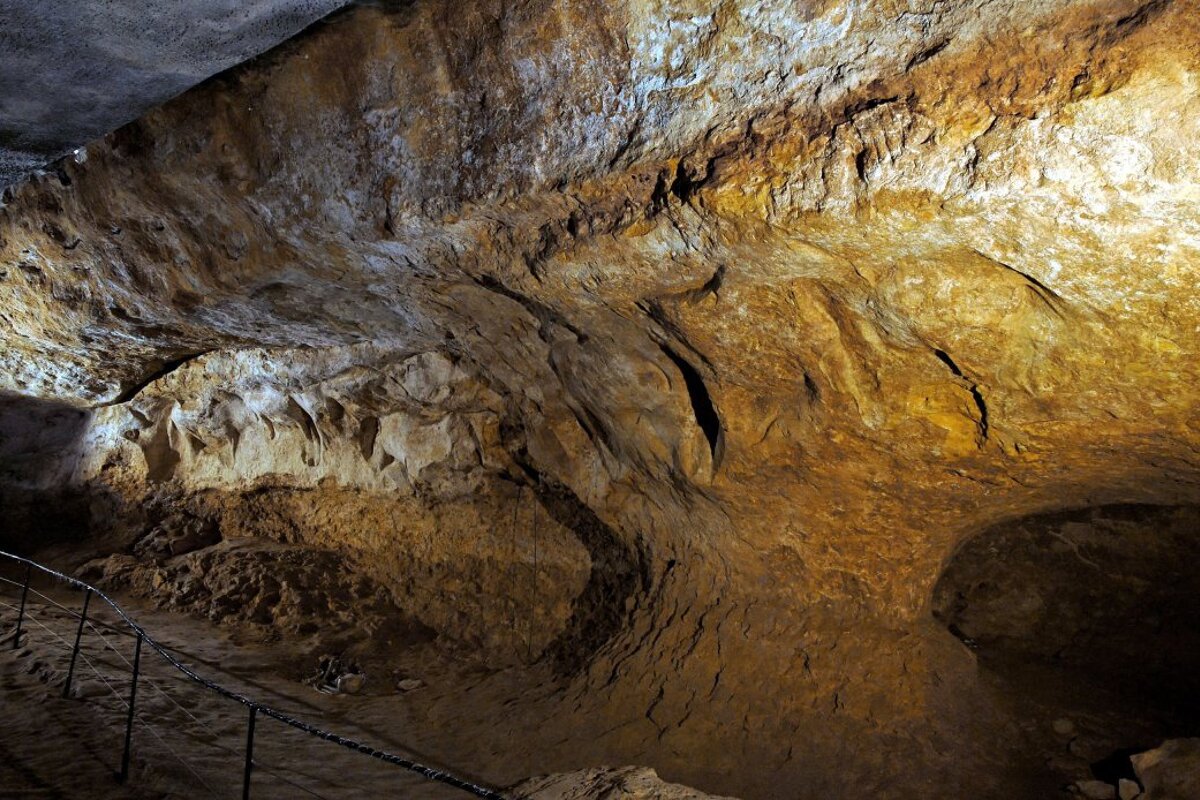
[
  {"left": 2, "top": 1, "right": 1200, "bottom": 798},
  {"left": 0, "top": 393, "right": 92, "bottom": 546}
]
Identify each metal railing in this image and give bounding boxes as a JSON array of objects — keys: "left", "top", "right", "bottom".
[{"left": 0, "top": 549, "right": 509, "bottom": 800}]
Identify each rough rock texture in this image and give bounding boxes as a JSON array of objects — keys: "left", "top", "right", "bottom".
[
  {"left": 3, "top": 1, "right": 1200, "bottom": 798},
  {"left": 513, "top": 767, "right": 735, "bottom": 800},
  {"left": 1132, "top": 739, "right": 1200, "bottom": 800}
]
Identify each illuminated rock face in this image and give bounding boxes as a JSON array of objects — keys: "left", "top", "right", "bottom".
[{"left": 2, "top": 1, "right": 1200, "bottom": 797}]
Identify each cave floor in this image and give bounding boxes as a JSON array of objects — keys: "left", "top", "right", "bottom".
[
  {"left": 0, "top": 653, "right": 156, "bottom": 800},
  {"left": 975, "top": 652, "right": 1193, "bottom": 795},
  {"left": 2, "top": 551, "right": 1187, "bottom": 799},
  {"left": 0, "top": 574, "right": 574, "bottom": 799}
]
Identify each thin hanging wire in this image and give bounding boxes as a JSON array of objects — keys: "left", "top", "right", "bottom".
[
  {"left": 527, "top": 488, "right": 538, "bottom": 664},
  {"left": 509, "top": 486, "right": 521, "bottom": 658}
]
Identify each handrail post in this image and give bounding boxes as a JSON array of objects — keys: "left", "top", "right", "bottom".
[
  {"left": 62, "top": 588, "right": 92, "bottom": 697},
  {"left": 243, "top": 704, "right": 258, "bottom": 800},
  {"left": 13, "top": 563, "right": 30, "bottom": 650},
  {"left": 118, "top": 632, "right": 142, "bottom": 783},
  {"left": 0, "top": 550, "right": 509, "bottom": 800}
]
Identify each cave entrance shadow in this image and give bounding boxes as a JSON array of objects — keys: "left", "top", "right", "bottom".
[
  {"left": 932, "top": 503, "right": 1200, "bottom": 788},
  {"left": 0, "top": 392, "right": 94, "bottom": 553}
]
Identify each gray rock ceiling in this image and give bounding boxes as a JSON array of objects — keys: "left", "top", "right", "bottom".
[{"left": 0, "top": 0, "right": 348, "bottom": 187}]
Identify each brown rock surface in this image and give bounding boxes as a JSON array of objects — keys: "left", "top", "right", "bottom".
[
  {"left": 513, "top": 766, "right": 736, "bottom": 799},
  {"left": 2, "top": 1, "right": 1200, "bottom": 798},
  {"left": 1133, "top": 739, "right": 1200, "bottom": 800}
]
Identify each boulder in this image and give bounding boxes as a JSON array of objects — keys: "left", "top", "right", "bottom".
[{"left": 1133, "top": 740, "right": 1200, "bottom": 800}]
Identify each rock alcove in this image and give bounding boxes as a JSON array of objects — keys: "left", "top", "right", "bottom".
[
  {"left": 2, "top": 1, "right": 1200, "bottom": 798},
  {"left": 935, "top": 504, "right": 1200, "bottom": 794}
]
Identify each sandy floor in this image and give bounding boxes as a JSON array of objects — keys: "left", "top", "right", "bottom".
[
  {"left": 0, "top": 567, "right": 532, "bottom": 800},
  {"left": 2, "top": 553, "right": 1184, "bottom": 800}
]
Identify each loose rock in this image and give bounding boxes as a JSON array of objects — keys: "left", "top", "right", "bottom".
[{"left": 1077, "top": 780, "right": 1117, "bottom": 800}]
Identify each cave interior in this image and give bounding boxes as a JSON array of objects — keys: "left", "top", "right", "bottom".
[{"left": 2, "top": 1, "right": 1200, "bottom": 799}]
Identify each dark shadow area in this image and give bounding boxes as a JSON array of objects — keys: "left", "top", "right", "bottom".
[
  {"left": 934, "top": 503, "right": 1200, "bottom": 792},
  {"left": 1090, "top": 748, "right": 1140, "bottom": 785},
  {"left": 660, "top": 344, "right": 723, "bottom": 464},
  {"left": 513, "top": 455, "right": 650, "bottom": 677},
  {"left": 0, "top": 392, "right": 93, "bottom": 552}
]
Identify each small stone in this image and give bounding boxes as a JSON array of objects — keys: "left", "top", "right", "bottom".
[
  {"left": 1117, "top": 778, "right": 1140, "bottom": 800},
  {"left": 1076, "top": 780, "right": 1116, "bottom": 800},
  {"left": 335, "top": 672, "right": 366, "bottom": 695},
  {"left": 396, "top": 677, "right": 424, "bottom": 692},
  {"left": 1053, "top": 718, "right": 1076, "bottom": 736},
  {"left": 71, "top": 679, "right": 108, "bottom": 699}
]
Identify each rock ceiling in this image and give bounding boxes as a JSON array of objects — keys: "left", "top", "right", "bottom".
[{"left": 0, "top": 0, "right": 344, "bottom": 186}]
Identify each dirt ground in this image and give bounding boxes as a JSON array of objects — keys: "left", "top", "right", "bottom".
[{"left": 0, "top": 566, "right": 544, "bottom": 799}]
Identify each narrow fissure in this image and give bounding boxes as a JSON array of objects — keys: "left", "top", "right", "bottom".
[
  {"left": 107, "top": 349, "right": 213, "bottom": 405},
  {"left": 933, "top": 348, "right": 989, "bottom": 439},
  {"left": 660, "top": 344, "right": 722, "bottom": 461}
]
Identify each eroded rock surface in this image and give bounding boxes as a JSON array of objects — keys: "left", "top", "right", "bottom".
[
  {"left": 2, "top": 1, "right": 1200, "bottom": 798},
  {"left": 513, "top": 766, "right": 736, "bottom": 800}
]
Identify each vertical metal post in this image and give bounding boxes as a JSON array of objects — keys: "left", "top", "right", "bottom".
[
  {"left": 118, "top": 633, "right": 142, "bottom": 783},
  {"left": 13, "top": 563, "right": 30, "bottom": 650},
  {"left": 242, "top": 704, "right": 258, "bottom": 800},
  {"left": 62, "top": 588, "right": 92, "bottom": 697}
]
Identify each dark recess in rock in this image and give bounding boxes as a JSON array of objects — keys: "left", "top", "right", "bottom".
[{"left": 660, "top": 344, "right": 723, "bottom": 462}]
